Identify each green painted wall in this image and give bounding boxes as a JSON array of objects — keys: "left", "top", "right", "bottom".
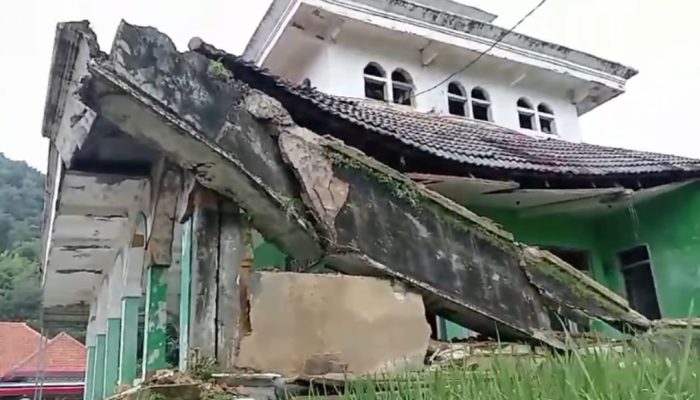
[
  {"left": 475, "top": 208, "right": 607, "bottom": 282},
  {"left": 594, "top": 184, "right": 700, "bottom": 318}
]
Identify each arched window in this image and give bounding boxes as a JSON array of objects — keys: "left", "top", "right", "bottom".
[
  {"left": 364, "top": 63, "right": 387, "bottom": 101},
  {"left": 447, "top": 82, "right": 467, "bottom": 116},
  {"left": 470, "top": 87, "right": 491, "bottom": 121},
  {"left": 517, "top": 97, "right": 535, "bottom": 130},
  {"left": 537, "top": 103, "right": 556, "bottom": 134},
  {"left": 391, "top": 69, "right": 414, "bottom": 106}
]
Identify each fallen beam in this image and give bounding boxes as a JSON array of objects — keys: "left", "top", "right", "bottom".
[{"left": 73, "top": 21, "right": 648, "bottom": 346}]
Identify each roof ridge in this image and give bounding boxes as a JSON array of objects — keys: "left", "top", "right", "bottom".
[{"left": 1, "top": 332, "right": 84, "bottom": 379}]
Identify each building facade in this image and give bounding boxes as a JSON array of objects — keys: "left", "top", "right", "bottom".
[
  {"left": 243, "top": 0, "right": 698, "bottom": 339},
  {"left": 36, "top": 3, "right": 700, "bottom": 400},
  {"left": 245, "top": 0, "right": 636, "bottom": 143}
]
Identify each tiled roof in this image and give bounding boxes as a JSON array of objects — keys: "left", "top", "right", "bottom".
[
  {"left": 0, "top": 323, "right": 44, "bottom": 377},
  {"left": 200, "top": 48, "right": 700, "bottom": 179},
  {"left": 6, "top": 332, "right": 86, "bottom": 377},
  {"left": 279, "top": 86, "right": 700, "bottom": 176},
  {"left": 327, "top": 99, "right": 700, "bottom": 176}
]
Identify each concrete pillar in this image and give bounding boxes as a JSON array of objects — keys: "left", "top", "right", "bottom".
[
  {"left": 178, "top": 218, "right": 192, "bottom": 371},
  {"left": 103, "top": 256, "right": 124, "bottom": 398},
  {"left": 119, "top": 244, "right": 144, "bottom": 386},
  {"left": 84, "top": 302, "right": 97, "bottom": 400},
  {"left": 93, "top": 282, "right": 108, "bottom": 400},
  {"left": 94, "top": 335, "right": 107, "bottom": 400},
  {"left": 141, "top": 264, "right": 168, "bottom": 377}
]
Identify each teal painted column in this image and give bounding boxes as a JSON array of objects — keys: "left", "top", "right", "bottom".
[
  {"left": 103, "top": 318, "right": 122, "bottom": 397},
  {"left": 119, "top": 296, "right": 140, "bottom": 386},
  {"left": 93, "top": 334, "right": 107, "bottom": 400},
  {"left": 179, "top": 219, "right": 193, "bottom": 371},
  {"left": 142, "top": 265, "right": 168, "bottom": 377},
  {"left": 84, "top": 345, "right": 96, "bottom": 400}
]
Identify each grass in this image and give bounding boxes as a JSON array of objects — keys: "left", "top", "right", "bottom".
[
  {"left": 341, "top": 350, "right": 699, "bottom": 399},
  {"left": 318, "top": 331, "right": 700, "bottom": 400}
]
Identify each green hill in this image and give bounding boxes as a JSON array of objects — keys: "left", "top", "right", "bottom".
[
  {"left": 0, "top": 152, "right": 44, "bottom": 256},
  {"left": 0, "top": 152, "right": 44, "bottom": 323}
]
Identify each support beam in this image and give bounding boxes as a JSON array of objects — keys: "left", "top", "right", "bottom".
[
  {"left": 84, "top": 345, "right": 96, "bottom": 400},
  {"left": 103, "top": 255, "right": 124, "bottom": 397},
  {"left": 141, "top": 265, "right": 168, "bottom": 377},
  {"left": 92, "top": 281, "right": 108, "bottom": 400},
  {"left": 119, "top": 240, "right": 144, "bottom": 385},
  {"left": 189, "top": 189, "right": 219, "bottom": 359},
  {"left": 178, "top": 217, "right": 193, "bottom": 371},
  {"left": 147, "top": 166, "right": 181, "bottom": 267},
  {"left": 216, "top": 202, "right": 246, "bottom": 368},
  {"left": 103, "top": 318, "right": 121, "bottom": 397},
  {"left": 420, "top": 40, "right": 441, "bottom": 66},
  {"left": 93, "top": 334, "right": 106, "bottom": 400},
  {"left": 119, "top": 296, "right": 140, "bottom": 385},
  {"left": 84, "top": 302, "right": 97, "bottom": 400}
]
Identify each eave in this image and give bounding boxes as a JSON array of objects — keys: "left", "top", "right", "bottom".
[{"left": 247, "top": 0, "right": 638, "bottom": 115}]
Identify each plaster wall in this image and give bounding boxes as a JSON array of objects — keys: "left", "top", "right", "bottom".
[
  {"left": 594, "top": 183, "right": 700, "bottom": 318},
  {"left": 286, "top": 25, "right": 583, "bottom": 141}
]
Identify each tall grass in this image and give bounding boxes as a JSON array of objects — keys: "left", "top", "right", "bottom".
[{"left": 338, "top": 333, "right": 700, "bottom": 400}]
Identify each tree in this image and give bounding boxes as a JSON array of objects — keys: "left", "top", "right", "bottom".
[
  {"left": 0, "top": 252, "right": 41, "bottom": 323},
  {"left": 0, "top": 153, "right": 44, "bottom": 324},
  {"left": 0, "top": 152, "right": 44, "bottom": 253}
]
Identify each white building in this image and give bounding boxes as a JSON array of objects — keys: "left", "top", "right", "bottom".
[{"left": 244, "top": 0, "right": 637, "bottom": 142}]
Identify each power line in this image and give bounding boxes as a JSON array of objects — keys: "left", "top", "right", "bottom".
[{"left": 414, "top": 0, "right": 549, "bottom": 98}]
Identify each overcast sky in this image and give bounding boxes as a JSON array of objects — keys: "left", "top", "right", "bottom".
[{"left": 1, "top": 0, "right": 698, "bottom": 172}]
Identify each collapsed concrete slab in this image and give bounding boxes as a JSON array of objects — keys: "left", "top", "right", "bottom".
[
  {"left": 62, "top": 20, "right": 650, "bottom": 346},
  {"left": 235, "top": 272, "right": 430, "bottom": 376}
]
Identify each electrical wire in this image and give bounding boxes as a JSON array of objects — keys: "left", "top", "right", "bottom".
[{"left": 414, "top": 0, "right": 549, "bottom": 98}]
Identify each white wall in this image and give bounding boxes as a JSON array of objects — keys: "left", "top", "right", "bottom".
[{"left": 283, "top": 25, "right": 582, "bottom": 141}]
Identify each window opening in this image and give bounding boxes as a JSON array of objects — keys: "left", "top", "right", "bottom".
[
  {"left": 447, "top": 82, "right": 467, "bottom": 116},
  {"left": 517, "top": 97, "right": 535, "bottom": 129},
  {"left": 617, "top": 245, "right": 661, "bottom": 320},
  {"left": 537, "top": 103, "right": 556, "bottom": 134},
  {"left": 470, "top": 87, "right": 491, "bottom": 121},
  {"left": 363, "top": 63, "right": 387, "bottom": 101},
  {"left": 391, "top": 69, "right": 414, "bottom": 106}
]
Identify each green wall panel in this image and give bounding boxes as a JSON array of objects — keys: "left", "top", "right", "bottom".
[{"left": 594, "top": 183, "right": 700, "bottom": 318}]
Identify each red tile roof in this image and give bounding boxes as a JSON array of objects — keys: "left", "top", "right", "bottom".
[
  {"left": 0, "top": 323, "right": 85, "bottom": 379},
  {"left": 0, "top": 322, "right": 44, "bottom": 377},
  {"left": 6, "top": 332, "right": 86, "bottom": 377}
]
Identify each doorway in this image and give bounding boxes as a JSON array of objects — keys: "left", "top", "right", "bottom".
[{"left": 617, "top": 245, "right": 661, "bottom": 320}]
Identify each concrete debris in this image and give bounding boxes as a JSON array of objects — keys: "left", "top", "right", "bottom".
[
  {"left": 651, "top": 318, "right": 700, "bottom": 330},
  {"left": 426, "top": 338, "right": 626, "bottom": 368},
  {"left": 235, "top": 272, "right": 431, "bottom": 377}
]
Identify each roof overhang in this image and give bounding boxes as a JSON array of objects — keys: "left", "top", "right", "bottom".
[
  {"left": 41, "top": 170, "right": 149, "bottom": 308},
  {"left": 245, "top": 0, "right": 637, "bottom": 115},
  {"left": 410, "top": 173, "right": 699, "bottom": 216}
]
